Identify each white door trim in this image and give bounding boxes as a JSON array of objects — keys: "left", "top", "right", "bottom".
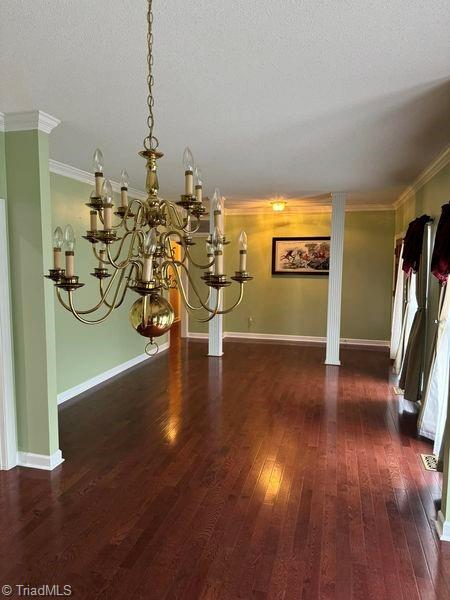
[
  {"left": 180, "top": 258, "right": 189, "bottom": 338},
  {"left": 0, "top": 198, "right": 18, "bottom": 470}
]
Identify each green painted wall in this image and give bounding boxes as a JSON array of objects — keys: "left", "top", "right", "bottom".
[
  {"left": 0, "top": 132, "right": 7, "bottom": 198},
  {"left": 189, "top": 209, "right": 395, "bottom": 341},
  {"left": 342, "top": 211, "right": 395, "bottom": 340},
  {"left": 50, "top": 173, "right": 166, "bottom": 394},
  {"left": 224, "top": 212, "right": 330, "bottom": 337},
  {"left": 5, "top": 130, "right": 59, "bottom": 455}
]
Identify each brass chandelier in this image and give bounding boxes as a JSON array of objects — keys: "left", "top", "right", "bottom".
[{"left": 45, "top": 0, "right": 252, "bottom": 355}]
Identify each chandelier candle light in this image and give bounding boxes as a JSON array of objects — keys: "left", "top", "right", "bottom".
[{"left": 45, "top": 0, "right": 253, "bottom": 355}]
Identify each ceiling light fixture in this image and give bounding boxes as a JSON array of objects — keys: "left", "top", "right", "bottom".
[
  {"left": 271, "top": 199, "right": 287, "bottom": 212},
  {"left": 45, "top": 0, "right": 253, "bottom": 355}
]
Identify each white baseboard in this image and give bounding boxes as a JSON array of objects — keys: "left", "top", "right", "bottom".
[
  {"left": 57, "top": 341, "right": 170, "bottom": 405},
  {"left": 186, "top": 332, "right": 211, "bottom": 340},
  {"left": 436, "top": 510, "right": 450, "bottom": 541},
  {"left": 227, "top": 331, "right": 323, "bottom": 343},
  {"left": 339, "top": 337, "right": 389, "bottom": 347},
  {"left": 17, "top": 449, "right": 64, "bottom": 471},
  {"left": 186, "top": 330, "right": 389, "bottom": 348}
]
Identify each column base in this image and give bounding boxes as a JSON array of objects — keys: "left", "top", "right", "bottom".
[
  {"left": 325, "top": 359, "right": 341, "bottom": 366},
  {"left": 436, "top": 510, "right": 450, "bottom": 541},
  {"left": 17, "top": 449, "right": 64, "bottom": 471}
]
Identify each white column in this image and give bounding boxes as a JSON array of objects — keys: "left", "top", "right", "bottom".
[
  {"left": 208, "top": 198, "right": 224, "bottom": 357},
  {"left": 325, "top": 192, "right": 346, "bottom": 366},
  {"left": 0, "top": 198, "right": 18, "bottom": 470},
  {"left": 208, "top": 289, "right": 223, "bottom": 356}
]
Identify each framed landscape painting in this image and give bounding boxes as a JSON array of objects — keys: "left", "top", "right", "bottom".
[{"left": 271, "top": 237, "right": 331, "bottom": 275}]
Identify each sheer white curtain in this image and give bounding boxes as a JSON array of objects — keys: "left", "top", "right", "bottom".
[
  {"left": 418, "top": 286, "right": 450, "bottom": 455},
  {"left": 390, "top": 243, "right": 404, "bottom": 359},
  {"left": 394, "top": 273, "right": 418, "bottom": 374}
]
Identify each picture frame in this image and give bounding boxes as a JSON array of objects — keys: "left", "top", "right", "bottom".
[{"left": 271, "top": 236, "right": 331, "bottom": 275}]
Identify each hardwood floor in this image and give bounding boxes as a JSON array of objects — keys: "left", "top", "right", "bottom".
[{"left": 1, "top": 338, "right": 450, "bottom": 599}]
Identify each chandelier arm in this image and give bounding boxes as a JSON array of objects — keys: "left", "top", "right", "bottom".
[
  {"left": 66, "top": 293, "right": 118, "bottom": 325},
  {"left": 184, "top": 245, "right": 215, "bottom": 270},
  {"left": 98, "top": 268, "right": 127, "bottom": 309},
  {"left": 111, "top": 208, "right": 134, "bottom": 231},
  {"left": 191, "top": 290, "right": 221, "bottom": 323},
  {"left": 55, "top": 269, "right": 121, "bottom": 315},
  {"left": 161, "top": 230, "right": 188, "bottom": 264},
  {"left": 159, "top": 199, "right": 185, "bottom": 229},
  {"left": 216, "top": 283, "right": 244, "bottom": 315},
  {"left": 100, "top": 263, "right": 137, "bottom": 309},
  {"left": 169, "top": 267, "right": 220, "bottom": 322},
  {"left": 91, "top": 243, "right": 132, "bottom": 267},
  {"left": 160, "top": 260, "right": 206, "bottom": 311},
  {"left": 123, "top": 202, "right": 146, "bottom": 233},
  {"left": 162, "top": 229, "right": 213, "bottom": 271},
  {"left": 184, "top": 283, "right": 244, "bottom": 321},
  {"left": 162, "top": 202, "right": 201, "bottom": 238},
  {"left": 160, "top": 272, "right": 173, "bottom": 292},
  {"left": 169, "top": 260, "right": 217, "bottom": 313},
  {"left": 116, "top": 212, "right": 130, "bottom": 231},
  {"left": 157, "top": 264, "right": 170, "bottom": 290},
  {"left": 112, "top": 200, "right": 146, "bottom": 232},
  {"left": 173, "top": 261, "right": 244, "bottom": 315},
  {"left": 106, "top": 246, "right": 130, "bottom": 270},
  {"left": 111, "top": 229, "right": 143, "bottom": 263},
  {"left": 106, "top": 230, "right": 144, "bottom": 270},
  {"left": 185, "top": 215, "right": 201, "bottom": 235},
  {"left": 65, "top": 269, "right": 128, "bottom": 324}
]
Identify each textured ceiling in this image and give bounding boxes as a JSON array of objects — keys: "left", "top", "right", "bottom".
[{"left": 1, "top": 0, "right": 449, "bottom": 206}]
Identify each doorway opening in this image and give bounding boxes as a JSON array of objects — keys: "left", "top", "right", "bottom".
[{"left": 169, "top": 242, "right": 182, "bottom": 343}]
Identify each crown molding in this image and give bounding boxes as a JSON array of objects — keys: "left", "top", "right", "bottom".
[
  {"left": 48, "top": 162, "right": 392, "bottom": 214},
  {"left": 393, "top": 145, "right": 450, "bottom": 210},
  {"left": 4, "top": 110, "right": 61, "bottom": 134},
  {"left": 49, "top": 159, "right": 147, "bottom": 200},
  {"left": 225, "top": 203, "right": 394, "bottom": 215},
  {"left": 0, "top": 113, "right": 4, "bottom": 132},
  {"left": 50, "top": 142, "right": 448, "bottom": 216}
]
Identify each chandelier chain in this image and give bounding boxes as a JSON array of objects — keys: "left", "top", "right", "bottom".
[{"left": 144, "top": 0, "right": 159, "bottom": 151}]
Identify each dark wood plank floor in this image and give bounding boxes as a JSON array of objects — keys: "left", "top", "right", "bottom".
[{"left": 1, "top": 337, "right": 450, "bottom": 599}]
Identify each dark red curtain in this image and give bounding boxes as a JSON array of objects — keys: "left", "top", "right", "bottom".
[
  {"left": 402, "top": 214, "right": 432, "bottom": 276},
  {"left": 431, "top": 203, "right": 450, "bottom": 284}
]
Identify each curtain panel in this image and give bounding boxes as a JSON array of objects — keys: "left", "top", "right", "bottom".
[
  {"left": 431, "top": 203, "right": 450, "bottom": 284},
  {"left": 418, "top": 203, "right": 450, "bottom": 455},
  {"left": 399, "top": 215, "right": 432, "bottom": 402},
  {"left": 390, "top": 243, "right": 405, "bottom": 360},
  {"left": 394, "top": 273, "right": 417, "bottom": 374},
  {"left": 418, "top": 286, "right": 450, "bottom": 454},
  {"left": 402, "top": 215, "right": 431, "bottom": 276}
]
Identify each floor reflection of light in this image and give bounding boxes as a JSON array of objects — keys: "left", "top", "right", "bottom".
[
  {"left": 260, "top": 461, "right": 284, "bottom": 502},
  {"left": 208, "top": 358, "right": 223, "bottom": 399},
  {"left": 207, "top": 357, "right": 223, "bottom": 428},
  {"left": 165, "top": 422, "right": 178, "bottom": 444},
  {"left": 165, "top": 328, "right": 183, "bottom": 445}
]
